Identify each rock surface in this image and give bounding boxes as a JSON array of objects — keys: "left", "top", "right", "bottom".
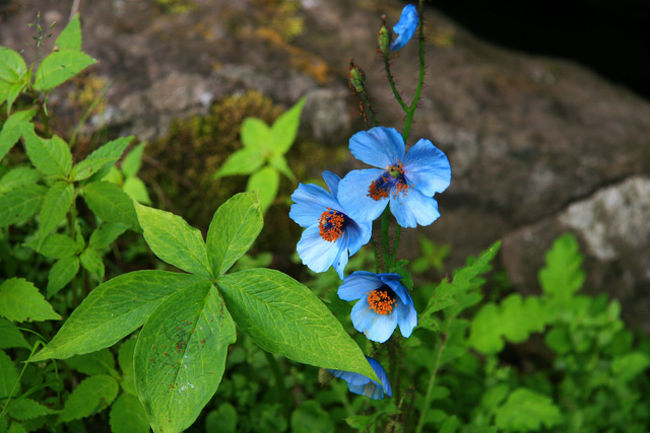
[{"left": 1, "top": 0, "right": 649, "bottom": 327}]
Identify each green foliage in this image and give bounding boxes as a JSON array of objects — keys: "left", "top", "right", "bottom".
[
  {"left": 216, "top": 97, "right": 305, "bottom": 212},
  {"left": 493, "top": 388, "right": 562, "bottom": 431},
  {"left": 58, "top": 374, "right": 119, "bottom": 422},
  {"left": 0, "top": 278, "right": 61, "bottom": 322}
]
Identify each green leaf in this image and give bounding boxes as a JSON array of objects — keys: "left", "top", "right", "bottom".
[
  {"left": 216, "top": 268, "right": 377, "bottom": 381},
  {"left": 469, "top": 295, "right": 549, "bottom": 355},
  {"left": 80, "top": 247, "right": 105, "bottom": 279},
  {"left": 0, "top": 47, "right": 27, "bottom": 112},
  {"left": 0, "top": 184, "right": 46, "bottom": 228},
  {"left": 135, "top": 283, "right": 236, "bottom": 433},
  {"left": 59, "top": 374, "right": 119, "bottom": 422},
  {"left": 269, "top": 154, "right": 295, "bottom": 181},
  {"left": 7, "top": 398, "right": 56, "bottom": 420},
  {"left": 0, "top": 349, "right": 19, "bottom": 398},
  {"left": 36, "top": 233, "right": 79, "bottom": 259},
  {"left": 70, "top": 136, "right": 133, "bottom": 181},
  {"left": 270, "top": 97, "right": 305, "bottom": 155},
  {"left": 31, "top": 271, "right": 206, "bottom": 361},
  {"left": 205, "top": 404, "right": 237, "bottom": 433},
  {"left": 66, "top": 349, "right": 116, "bottom": 376},
  {"left": 214, "top": 148, "right": 265, "bottom": 178},
  {"left": 55, "top": 14, "right": 82, "bottom": 51},
  {"left": 134, "top": 203, "right": 211, "bottom": 278},
  {"left": 0, "top": 166, "right": 40, "bottom": 195},
  {"left": 122, "top": 176, "right": 151, "bottom": 204},
  {"left": 121, "top": 142, "right": 146, "bottom": 178},
  {"left": 240, "top": 117, "right": 271, "bottom": 152},
  {"left": 118, "top": 338, "right": 136, "bottom": 395},
  {"left": 89, "top": 223, "right": 127, "bottom": 251},
  {"left": 33, "top": 50, "right": 96, "bottom": 91},
  {"left": 0, "top": 278, "right": 61, "bottom": 322},
  {"left": 0, "top": 109, "right": 36, "bottom": 161},
  {"left": 82, "top": 181, "right": 139, "bottom": 229},
  {"left": 291, "top": 400, "right": 334, "bottom": 433},
  {"left": 611, "top": 352, "right": 650, "bottom": 382},
  {"left": 7, "top": 422, "right": 27, "bottom": 433},
  {"left": 109, "top": 393, "right": 150, "bottom": 433},
  {"left": 21, "top": 127, "right": 72, "bottom": 178},
  {"left": 494, "top": 388, "right": 562, "bottom": 431},
  {"left": 539, "top": 233, "right": 585, "bottom": 300},
  {"left": 47, "top": 256, "right": 80, "bottom": 298},
  {"left": 246, "top": 166, "right": 279, "bottom": 213},
  {"left": 0, "top": 318, "right": 30, "bottom": 349},
  {"left": 38, "top": 182, "right": 74, "bottom": 243},
  {"left": 207, "top": 192, "right": 263, "bottom": 276}
]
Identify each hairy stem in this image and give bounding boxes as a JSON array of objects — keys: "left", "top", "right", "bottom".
[
  {"left": 383, "top": 55, "right": 409, "bottom": 113},
  {"left": 402, "top": 0, "right": 426, "bottom": 142}
]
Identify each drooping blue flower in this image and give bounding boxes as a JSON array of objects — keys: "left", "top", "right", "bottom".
[
  {"left": 289, "top": 171, "right": 372, "bottom": 279},
  {"left": 390, "top": 4, "right": 419, "bottom": 51},
  {"left": 338, "top": 271, "right": 417, "bottom": 343},
  {"left": 329, "top": 356, "right": 392, "bottom": 400},
  {"left": 337, "top": 127, "right": 451, "bottom": 228}
]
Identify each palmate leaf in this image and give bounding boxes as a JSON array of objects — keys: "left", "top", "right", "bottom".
[
  {"left": 134, "top": 283, "right": 236, "bottom": 433},
  {"left": 216, "top": 268, "right": 378, "bottom": 381},
  {"left": 31, "top": 271, "right": 207, "bottom": 361},
  {"left": 270, "top": 97, "right": 305, "bottom": 155},
  {"left": 246, "top": 166, "right": 279, "bottom": 213},
  {"left": 134, "top": 203, "right": 211, "bottom": 278},
  {"left": 206, "top": 192, "right": 263, "bottom": 276}
]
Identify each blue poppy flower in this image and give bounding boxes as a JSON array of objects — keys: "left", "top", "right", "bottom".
[
  {"left": 338, "top": 271, "right": 417, "bottom": 343},
  {"left": 337, "top": 127, "right": 451, "bottom": 228},
  {"left": 390, "top": 4, "right": 419, "bottom": 51},
  {"left": 329, "top": 356, "right": 392, "bottom": 400},
  {"left": 289, "top": 171, "right": 372, "bottom": 279}
]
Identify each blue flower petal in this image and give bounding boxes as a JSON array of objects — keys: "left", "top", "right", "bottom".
[
  {"left": 289, "top": 182, "right": 339, "bottom": 227},
  {"left": 396, "top": 300, "right": 417, "bottom": 338},
  {"left": 333, "top": 241, "right": 349, "bottom": 280},
  {"left": 338, "top": 168, "right": 388, "bottom": 222},
  {"left": 390, "top": 4, "right": 419, "bottom": 51},
  {"left": 379, "top": 273, "right": 411, "bottom": 305},
  {"left": 403, "top": 138, "right": 451, "bottom": 196},
  {"left": 296, "top": 224, "right": 342, "bottom": 273},
  {"left": 389, "top": 187, "right": 440, "bottom": 228},
  {"left": 349, "top": 127, "right": 405, "bottom": 168},
  {"left": 329, "top": 356, "right": 391, "bottom": 400},
  {"left": 321, "top": 170, "right": 341, "bottom": 198},
  {"left": 351, "top": 298, "right": 398, "bottom": 343},
  {"left": 338, "top": 271, "right": 384, "bottom": 301},
  {"left": 367, "top": 357, "right": 392, "bottom": 398},
  {"left": 345, "top": 220, "right": 373, "bottom": 256}
]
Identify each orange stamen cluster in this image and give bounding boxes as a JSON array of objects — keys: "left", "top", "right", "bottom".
[
  {"left": 367, "top": 289, "right": 396, "bottom": 315},
  {"left": 319, "top": 208, "right": 345, "bottom": 242},
  {"left": 367, "top": 161, "right": 408, "bottom": 201}
]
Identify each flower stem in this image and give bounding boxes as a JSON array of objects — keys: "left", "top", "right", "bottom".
[
  {"left": 414, "top": 331, "right": 447, "bottom": 433},
  {"left": 402, "top": 0, "right": 426, "bottom": 142},
  {"left": 264, "top": 351, "right": 292, "bottom": 422},
  {"left": 380, "top": 208, "right": 392, "bottom": 271},
  {"left": 392, "top": 225, "right": 401, "bottom": 264},
  {"left": 359, "top": 90, "right": 377, "bottom": 127},
  {"left": 383, "top": 55, "right": 409, "bottom": 113}
]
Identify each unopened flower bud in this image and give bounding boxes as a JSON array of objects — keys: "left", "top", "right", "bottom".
[
  {"left": 348, "top": 61, "right": 365, "bottom": 93},
  {"left": 378, "top": 24, "right": 390, "bottom": 56}
]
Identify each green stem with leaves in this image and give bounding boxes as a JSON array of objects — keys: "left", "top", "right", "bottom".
[{"left": 415, "top": 330, "right": 447, "bottom": 433}]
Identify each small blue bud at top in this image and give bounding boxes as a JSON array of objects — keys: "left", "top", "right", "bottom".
[{"left": 390, "top": 4, "right": 419, "bottom": 51}]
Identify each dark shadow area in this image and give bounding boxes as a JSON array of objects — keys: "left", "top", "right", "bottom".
[{"left": 428, "top": 0, "right": 650, "bottom": 100}]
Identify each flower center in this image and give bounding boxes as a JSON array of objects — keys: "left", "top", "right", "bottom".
[
  {"left": 367, "top": 162, "right": 408, "bottom": 201},
  {"left": 367, "top": 285, "right": 397, "bottom": 315},
  {"left": 319, "top": 208, "right": 347, "bottom": 242}
]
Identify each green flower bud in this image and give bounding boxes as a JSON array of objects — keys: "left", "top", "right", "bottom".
[
  {"left": 378, "top": 24, "right": 390, "bottom": 56},
  {"left": 348, "top": 61, "right": 365, "bottom": 94}
]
